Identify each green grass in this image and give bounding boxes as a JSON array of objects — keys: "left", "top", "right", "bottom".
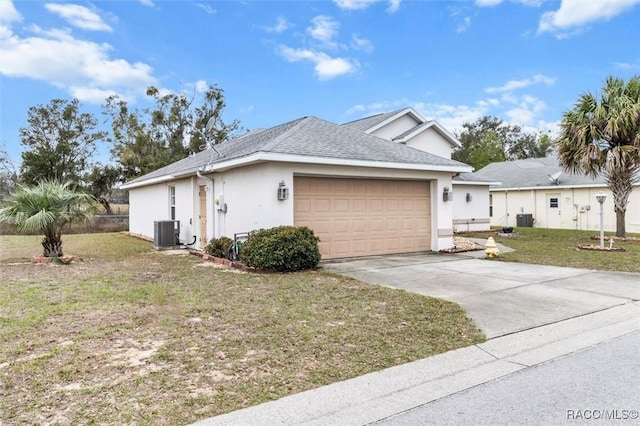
[
  {"left": 459, "top": 227, "right": 640, "bottom": 273},
  {"left": 0, "top": 233, "right": 484, "bottom": 425}
]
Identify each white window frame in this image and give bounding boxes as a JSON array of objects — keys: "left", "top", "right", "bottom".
[{"left": 169, "top": 186, "right": 176, "bottom": 220}]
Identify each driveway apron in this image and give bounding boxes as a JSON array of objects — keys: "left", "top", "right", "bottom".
[{"left": 321, "top": 253, "right": 639, "bottom": 338}]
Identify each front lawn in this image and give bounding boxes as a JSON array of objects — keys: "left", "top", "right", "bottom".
[
  {"left": 0, "top": 233, "right": 484, "bottom": 425},
  {"left": 459, "top": 227, "right": 640, "bottom": 273}
]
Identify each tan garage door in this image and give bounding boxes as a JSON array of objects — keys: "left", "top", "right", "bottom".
[{"left": 294, "top": 176, "right": 431, "bottom": 259}]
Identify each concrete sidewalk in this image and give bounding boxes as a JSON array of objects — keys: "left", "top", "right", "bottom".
[{"left": 195, "top": 254, "right": 640, "bottom": 425}]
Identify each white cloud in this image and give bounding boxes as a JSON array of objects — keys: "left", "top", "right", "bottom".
[
  {"left": 474, "top": 0, "right": 503, "bottom": 6},
  {"left": 194, "top": 3, "right": 216, "bottom": 15},
  {"left": 138, "top": 0, "right": 154, "bottom": 6},
  {"left": 0, "top": 0, "right": 22, "bottom": 24},
  {"left": 538, "top": 0, "right": 640, "bottom": 36},
  {"left": 307, "top": 16, "right": 339, "bottom": 48},
  {"left": 45, "top": 3, "right": 112, "bottom": 32},
  {"left": 351, "top": 34, "right": 374, "bottom": 53},
  {"left": 457, "top": 17, "right": 471, "bottom": 33},
  {"left": 278, "top": 45, "right": 357, "bottom": 80},
  {"left": 505, "top": 95, "right": 547, "bottom": 125},
  {"left": 614, "top": 61, "right": 640, "bottom": 70},
  {"left": 333, "top": 0, "right": 401, "bottom": 13},
  {"left": 263, "top": 16, "right": 292, "bottom": 33},
  {"left": 0, "top": 23, "right": 157, "bottom": 104},
  {"left": 475, "top": 0, "right": 541, "bottom": 6},
  {"left": 0, "top": 0, "right": 22, "bottom": 38},
  {"left": 387, "top": 0, "right": 401, "bottom": 13},
  {"left": 194, "top": 79, "right": 208, "bottom": 93},
  {"left": 485, "top": 74, "right": 555, "bottom": 93}
]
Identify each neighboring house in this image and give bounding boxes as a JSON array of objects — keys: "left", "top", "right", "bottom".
[
  {"left": 122, "top": 108, "right": 483, "bottom": 259},
  {"left": 473, "top": 154, "right": 640, "bottom": 233}
]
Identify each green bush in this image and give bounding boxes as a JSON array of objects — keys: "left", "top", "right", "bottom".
[
  {"left": 204, "top": 236, "right": 234, "bottom": 258},
  {"left": 240, "top": 226, "right": 321, "bottom": 272}
]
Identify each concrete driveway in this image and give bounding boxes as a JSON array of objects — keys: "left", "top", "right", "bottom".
[{"left": 321, "top": 252, "right": 640, "bottom": 338}]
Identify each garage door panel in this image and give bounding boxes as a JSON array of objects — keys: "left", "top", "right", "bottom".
[{"left": 294, "top": 177, "right": 431, "bottom": 259}]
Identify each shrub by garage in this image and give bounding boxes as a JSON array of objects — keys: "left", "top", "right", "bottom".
[
  {"left": 204, "top": 236, "right": 234, "bottom": 258},
  {"left": 240, "top": 226, "right": 321, "bottom": 272}
]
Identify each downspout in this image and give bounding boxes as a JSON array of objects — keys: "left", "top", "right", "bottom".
[{"left": 197, "top": 170, "right": 215, "bottom": 240}]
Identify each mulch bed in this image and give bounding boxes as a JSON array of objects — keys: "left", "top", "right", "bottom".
[{"left": 577, "top": 244, "right": 626, "bottom": 252}]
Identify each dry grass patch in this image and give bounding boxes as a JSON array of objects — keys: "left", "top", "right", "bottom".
[
  {"left": 459, "top": 228, "right": 640, "bottom": 272},
  {"left": 0, "top": 233, "right": 484, "bottom": 425}
]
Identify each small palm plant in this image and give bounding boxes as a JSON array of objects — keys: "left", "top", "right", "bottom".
[{"left": 0, "top": 180, "right": 98, "bottom": 257}]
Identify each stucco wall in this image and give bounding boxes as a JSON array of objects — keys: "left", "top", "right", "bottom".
[
  {"left": 129, "top": 162, "right": 459, "bottom": 253},
  {"left": 207, "top": 162, "right": 456, "bottom": 251},
  {"left": 489, "top": 186, "right": 640, "bottom": 233},
  {"left": 369, "top": 114, "right": 420, "bottom": 141},
  {"left": 452, "top": 184, "right": 492, "bottom": 232},
  {"left": 128, "top": 177, "right": 197, "bottom": 243},
  {"left": 404, "top": 127, "right": 453, "bottom": 159}
]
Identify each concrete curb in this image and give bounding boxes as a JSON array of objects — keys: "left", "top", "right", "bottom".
[{"left": 193, "top": 302, "right": 640, "bottom": 426}]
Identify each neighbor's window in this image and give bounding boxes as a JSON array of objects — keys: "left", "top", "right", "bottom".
[
  {"left": 169, "top": 186, "right": 176, "bottom": 220},
  {"left": 489, "top": 194, "right": 493, "bottom": 217},
  {"left": 549, "top": 197, "right": 559, "bottom": 208}
]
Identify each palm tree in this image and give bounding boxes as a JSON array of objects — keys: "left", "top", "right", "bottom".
[
  {"left": 556, "top": 76, "right": 640, "bottom": 237},
  {"left": 0, "top": 180, "right": 98, "bottom": 257}
]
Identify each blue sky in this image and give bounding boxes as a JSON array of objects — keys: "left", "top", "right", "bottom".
[{"left": 1, "top": 0, "right": 639, "bottom": 165}]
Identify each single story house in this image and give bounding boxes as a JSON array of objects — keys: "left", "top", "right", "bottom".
[
  {"left": 473, "top": 154, "right": 640, "bottom": 233},
  {"left": 122, "top": 107, "right": 492, "bottom": 259}
]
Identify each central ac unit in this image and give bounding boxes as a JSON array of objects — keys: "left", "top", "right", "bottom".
[{"left": 154, "top": 220, "right": 180, "bottom": 248}]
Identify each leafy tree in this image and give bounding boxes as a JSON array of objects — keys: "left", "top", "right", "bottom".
[
  {"left": 19, "top": 99, "right": 107, "bottom": 186},
  {"left": 0, "top": 142, "right": 19, "bottom": 202},
  {"left": 453, "top": 116, "right": 551, "bottom": 170},
  {"left": 556, "top": 75, "right": 640, "bottom": 237},
  {"left": 0, "top": 180, "right": 98, "bottom": 257},
  {"left": 104, "top": 84, "right": 241, "bottom": 180},
  {"left": 86, "top": 164, "right": 121, "bottom": 214}
]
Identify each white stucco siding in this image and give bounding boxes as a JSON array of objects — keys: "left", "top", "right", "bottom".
[
  {"left": 204, "top": 162, "right": 456, "bottom": 251},
  {"left": 452, "top": 184, "right": 492, "bottom": 232},
  {"left": 369, "top": 115, "right": 421, "bottom": 141},
  {"left": 405, "top": 128, "right": 453, "bottom": 159},
  {"left": 128, "top": 177, "right": 197, "bottom": 243},
  {"left": 210, "top": 163, "right": 294, "bottom": 239},
  {"left": 489, "top": 186, "right": 640, "bottom": 233}
]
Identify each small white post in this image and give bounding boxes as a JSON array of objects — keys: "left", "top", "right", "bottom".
[{"left": 595, "top": 192, "right": 607, "bottom": 249}]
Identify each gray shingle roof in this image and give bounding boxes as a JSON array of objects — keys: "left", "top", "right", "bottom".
[
  {"left": 473, "top": 156, "right": 607, "bottom": 188},
  {"left": 124, "top": 116, "right": 470, "bottom": 187},
  {"left": 341, "top": 108, "right": 408, "bottom": 132},
  {"left": 453, "top": 172, "right": 500, "bottom": 184}
]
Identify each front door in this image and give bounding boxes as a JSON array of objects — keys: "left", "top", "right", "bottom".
[
  {"left": 199, "top": 186, "right": 207, "bottom": 248},
  {"left": 546, "top": 193, "right": 562, "bottom": 228}
]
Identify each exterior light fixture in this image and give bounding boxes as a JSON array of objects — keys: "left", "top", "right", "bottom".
[
  {"left": 466, "top": 193, "right": 472, "bottom": 202},
  {"left": 595, "top": 192, "right": 607, "bottom": 249},
  {"left": 277, "top": 180, "right": 289, "bottom": 201},
  {"left": 443, "top": 186, "right": 452, "bottom": 202}
]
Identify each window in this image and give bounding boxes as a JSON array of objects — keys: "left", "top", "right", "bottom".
[
  {"left": 169, "top": 186, "right": 176, "bottom": 220},
  {"left": 489, "top": 194, "right": 493, "bottom": 217},
  {"left": 549, "top": 197, "right": 559, "bottom": 208}
]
